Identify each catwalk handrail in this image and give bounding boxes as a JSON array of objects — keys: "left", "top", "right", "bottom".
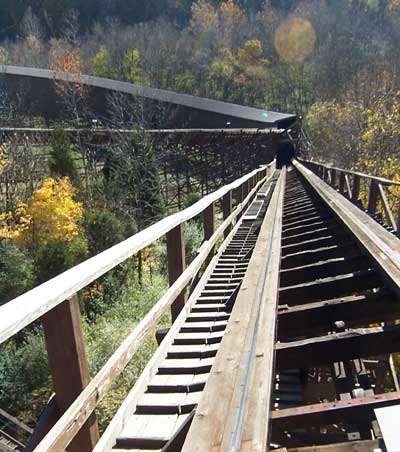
[
  {"left": 0, "top": 163, "right": 271, "bottom": 344},
  {"left": 0, "top": 161, "right": 273, "bottom": 452},
  {"left": 301, "top": 159, "right": 400, "bottom": 186},
  {"left": 301, "top": 159, "right": 400, "bottom": 232},
  {"left": 31, "top": 165, "right": 272, "bottom": 452}
]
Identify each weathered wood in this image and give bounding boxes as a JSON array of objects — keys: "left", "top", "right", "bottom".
[
  {"left": 294, "top": 160, "right": 400, "bottom": 297},
  {"left": 271, "top": 391, "right": 400, "bottom": 429},
  {"left": 167, "top": 224, "right": 187, "bottom": 321},
  {"left": 279, "top": 254, "right": 368, "bottom": 287},
  {"left": 25, "top": 396, "right": 59, "bottom": 452},
  {"left": 279, "top": 269, "right": 382, "bottom": 306},
  {"left": 344, "top": 174, "right": 352, "bottom": 198},
  {"left": 277, "top": 291, "right": 397, "bottom": 339},
  {"left": 93, "top": 205, "right": 249, "bottom": 452},
  {"left": 285, "top": 439, "right": 381, "bottom": 451},
  {"left": 339, "top": 172, "right": 345, "bottom": 193},
  {"left": 276, "top": 324, "right": 400, "bottom": 370},
  {"left": 203, "top": 202, "right": 216, "bottom": 266},
  {"left": 41, "top": 295, "right": 99, "bottom": 451},
  {"left": 300, "top": 159, "right": 400, "bottom": 187},
  {"left": 367, "top": 179, "right": 378, "bottom": 214},
  {"left": 34, "top": 170, "right": 269, "bottom": 452},
  {"left": 378, "top": 183, "right": 398, "bottom": 231},
  {"left": 181, "top": 169, "right": 285, "bottom": 452},
  {"left": 222, "top": 190, "right": 233, "bottom": 239},
  {"left": 352, "top": 174, "right": 360, "bottom": 203},
  {"left": 161, "top": 411, "right": 195, "bottom": 452},
  {"left": 0, "top": 165, "right": 269, "bottom": 345}
]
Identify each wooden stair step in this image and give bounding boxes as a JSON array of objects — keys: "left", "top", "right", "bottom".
[
  {"left": 167, "top": 343, "right": 219, "bottom": 359},
  {"left": 115, "top": 413, "right": 188, "bottom": 449},
  {"left": 135, "top": 392, "right": 200, "bottom": 415},
  {"left": 186, "top": 313, "right": 230, "bottom": 322}
]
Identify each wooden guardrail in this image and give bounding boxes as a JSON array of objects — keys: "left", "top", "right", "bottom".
[
  {"left": 0, "top": 161, "right": 274, "bottom": 452},
  {"left": 301, "top": 160, "right": 400, "bottom": 232}
]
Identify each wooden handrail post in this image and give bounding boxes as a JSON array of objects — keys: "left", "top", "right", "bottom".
[
  {"left": 330, "top": 169, "right": 336, "bottom": 187},
  {"left": 378, "top": 184, "right": 398, "bottom": 231},
  {"left": 352, "top": 174, "right": 361, "bottom": 204},
  {"left": 167, "top": 224, "right": 186, "bottom": 321},
  {"left": 203, "top": 202, "right": 215, "bottom": 266},
  {"left": 344, "top": 174, "right": 352, "bottom": 199},
  {"left": 368, "top": 180, "right": 379, "bottom": 215},
  {"left": 222, "top": 190, "right": 233, "bottom": 239},
  {"left": 42, "top": 295, "right": 99, "bottom": 452},
  {"left": 339, "top": 172, "right": 345, "bottom": 193}
]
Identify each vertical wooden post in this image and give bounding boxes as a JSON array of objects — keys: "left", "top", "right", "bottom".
[
  {"left": 352, "top": 174, "right": 360, "bottom": 203},
  {"left": 339, "top": 172, "right": 345, "bottom": 194},
  {"left": 367, "top": 180, "right": 379, "bottom": 215},
  {"left": 222, "top": 190, "right": 233, "bottom": 239},
  {"left": 42, "top": 295, "right": 99, "bottom": 452},
  {"left": 167, "top": 224, "right": 186, "bottom": 322},
  {"left": 330, "top": 169, "right": 337, "bottom": 187},
  {"left": 203, "top": 203, "right": 215, "bottom": 266}
]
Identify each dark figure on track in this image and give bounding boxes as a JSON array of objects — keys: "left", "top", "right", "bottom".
[{"left": 276, "top": 137, "right": 295, "bottom": 168}]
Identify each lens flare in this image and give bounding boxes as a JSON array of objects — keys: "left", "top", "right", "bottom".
[{"left": 274, "top": 17, "right": 316, "bottom": 63}]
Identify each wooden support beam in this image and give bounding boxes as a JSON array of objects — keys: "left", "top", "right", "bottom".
[
  {"left": 279, "top": 254, "right": 367, "bottom": 287},
  {"left": 330, "top": 169, "right": 336, "bottom": 187},
  {"left": 271, "top": 391, "right": 400, "bottom": 429},
  {"left": 42, "top": 295, "right": 99, "bottom": 452},
  {"left": 167, "top": 224, "right": 187, "bottom": 321},
  {"left": 294, "top": 161, "right": 400, "bottom": 298},
  {"left": 203, "top": 202, "right": 215, "bottom": 266},
  {"left": 352, "top": 174, "right": 360, "bottom": 204},
  {"left": 367, "top": 180, "right": 378, "bottom": 215},
  {"left": 344, "top": 174, "right": 352, "bottom": 199},
  {"left": 277, "top": 291, "right": 398, "bottom": 340},
  {"left": 378, "top": 183, "right": 398, "bottom": 231},
  {"left": 286, "top": 439, "right": 381, "bottom": 451},
  {"left": 278, "top": 269, "right": 381, "bottom": 306},
  {"left": 222, "top": 190, "right": 233, "bottom": 239},
  {"left": 339, "top": 172, "right": 345, "bottom": 193},
  {"left": 276, "top": 324, "right": 400, "bottom": 370}
]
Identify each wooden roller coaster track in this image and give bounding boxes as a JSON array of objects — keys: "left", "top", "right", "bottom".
[{"left": 1, "top": 157, "right": 400, "bottom": 452}]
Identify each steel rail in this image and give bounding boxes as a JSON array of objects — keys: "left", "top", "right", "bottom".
[{"left": 229, "top": 169, "right": 285, "bottom": 452}]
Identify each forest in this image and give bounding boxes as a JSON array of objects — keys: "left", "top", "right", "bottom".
[{"left": 1, "top": 0, "right": 400, "bottom": 440}]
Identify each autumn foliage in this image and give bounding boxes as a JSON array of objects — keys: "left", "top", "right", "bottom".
[{"left": 0, "top": 177, "right": 83, "bottom": 246}]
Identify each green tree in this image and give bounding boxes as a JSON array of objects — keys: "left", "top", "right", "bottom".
[
  {"left": 0, "top": 242, "right": 34, "bottom": 305},
  {"left": 49, "top": 126, "right": 80, "bottom": 186}
]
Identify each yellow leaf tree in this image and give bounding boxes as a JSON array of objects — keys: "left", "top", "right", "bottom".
[{"left": 0, "top": 177, "right": 84, "bottom": 247}]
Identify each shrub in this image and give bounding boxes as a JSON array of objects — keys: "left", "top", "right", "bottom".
[
  {"left": 0, "top": 242, "right": 34, "bottom": 305},
  {"left": 49, "top": 126, "right": 80, "bottom": 186},
  {"left": 35, "top": 236, "right": 88, "bottom": 284},
  {"left": 84, "top": 208, "right": 126, "bottom": 255}
]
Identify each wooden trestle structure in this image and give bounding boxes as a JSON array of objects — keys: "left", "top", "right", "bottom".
[
  {"left": 0, "top": 127, "right": 282, "bottom": 211},
  {"left": 1, "top": 155, "right": 400, "bottom": 451}
]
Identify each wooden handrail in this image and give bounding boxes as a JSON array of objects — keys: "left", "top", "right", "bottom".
[
  {"left": 0, "top": 163, "right": 270, "bottom": 344},
  {"left": 301, "top": 159, "right": 400, "bottom": 232},
  {"left": 301, "top": 159, "right": 400, "bottom": 187},
  {"left": 32, "top": 168, "right": 271, "bottom": 452}
]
